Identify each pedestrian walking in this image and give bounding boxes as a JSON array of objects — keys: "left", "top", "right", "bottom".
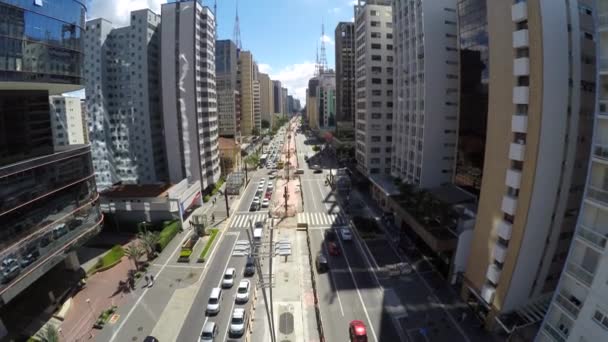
[
  {"left": 144, "top": 275, "right": 149, "bottom": 286},
  {"left": 149, "top": 274, "right": 155, "bottom": 287}
]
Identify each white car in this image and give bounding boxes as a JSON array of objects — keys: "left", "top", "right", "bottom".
[
  {"left": 222, "top": 268, "right": 236, "bottom": 288},
  {"left": 267, "top": 183, "right": 274, "bottom": 191},
  {"left": 262, "top": 198, "right": 269, "bottom": 208},
  {"left": 200, "top": 321, "right": 218, "bottom": 341},
  {"left": 235, "top": 280, "right": 250, "bottom": 303},
  {"left": 259, "top": 178, "right": 265, "bottom": 183},
  {"left": 269, "top": 174, "right": 277, "bottom": 180},
  {"left": 229, "top": 308, "right": 247, "bottom": 337},
  {"left": 206, "top": 288, "right": 222, "bottom": 315},
  {"left": 340, "top": 228, "right": 353, "bottom": 241}
]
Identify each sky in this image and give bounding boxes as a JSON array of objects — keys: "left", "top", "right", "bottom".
[{"left": 84, "top": 0, "right": 359, "bottom": 104}]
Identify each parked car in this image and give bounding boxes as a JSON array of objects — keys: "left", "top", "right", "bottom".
[
  {"left": 244, "top": 255, "right": 255, "bottom": 276},
  {"left": 229, "top": 308, "right": 247, "bottom": 337},
  {"left": 1, "top": 259, "right": 20, "bottom": 284},
  {"left": 235, "top": 280, "right": 250, "bottom": 303},
  {"left": 222, "top": 268, "right": 236, "bottom": 288},
  {"left": 20, "top": 249, "right": 40, "bottom": 268},
  {"left": 328, "top": 242, "right": 341, "bottom": 256},
  {"left": 206, "top": 287, "right": 222, "bottom": 315},
  {"left": 340, "top": 228, "right": 353, "bottom": 241},
  {"left": 315, "top": 253, "right": 329, "bottom": 273},
  {"left": 349, "top": 320, "right": 368, "bottom": 342},
  {"left": 200, "top": 321, "right": 218, "bottom": 342}
]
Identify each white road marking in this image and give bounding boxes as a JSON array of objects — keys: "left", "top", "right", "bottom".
[{"left": 197, "top": 316, "right": 208, "bottom": 341}]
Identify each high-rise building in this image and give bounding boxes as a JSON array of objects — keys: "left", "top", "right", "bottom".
[
  {"left": 259, "top": 73, "right": 274, "bottom": 129},
  {"left": 335, "top": 21, "right": 356, "bottom": 130},
  {"left": 216, "top": 39, "right": 241, "bottom": 138},
  {"left": 80, "top": 99, "right": 89, "bottom": 144},
  {"left": 282, "top": 87, "right": 288, "bottom": 115},
  {"left": 273, "top": 80, "right": 283, "bottom": 114},
  {"left": 307, "top": 78, "right": 320, "bottom": 130},
  {"left": 454, "top": 0, "right": 489, "bottom": 195},
  {"left": 253, "top": 79, "right": 261, "bottom": 134},
  {"left": 391, "top": 0, "right": 458, "bottom": 188},
  {"left": 287, "top": 95, "right": 295, "bottom": 115},
  {"left": 49, "top": 96, "right": 86, "bottom": 147},
  {"left": 0, "top": 0, "right": 102, "bottom": 331},
  {"left": 538, "top": 2, "right": 608, "bottom": 341},
  {"left": 161, "top": 0, "right": 221, "bottom": 190},
  {"left": 461, "top": 0, "right": 595, "bottom": 332},
  {"left": 86, "top": 10, "right": 166, "bottom": 190},
  {"left": 316, "top": 72, "right": 336, "bottom": 129},
  {"left": 354, "top": 0, "right": 393, "bottom": 176},
  {"left": 238, "top": 51, "right": 255, "bottom": 136},
  {"left": 294, "top": 99, "right": 302, "bottom": 112}
]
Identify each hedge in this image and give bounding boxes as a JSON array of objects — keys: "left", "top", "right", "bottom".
[
  {"left": 156, "top": 220, "right": 181, "bottom": 252},
  {"left": 198, "top": 229, "right": 219, "bottom": 262},
  {"left": 88, "top": 245, "right": 124, "bottom": 274}
]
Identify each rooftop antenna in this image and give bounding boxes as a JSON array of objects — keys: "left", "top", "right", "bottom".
[
  {"left": 315, "top": 42, "right": 320, "bottom": 76},
  {"left": 319, "top": 19, "right": 328, "bottom": 74},
  {"left": 233, "top": 0, "right": 242, "bottom": 49}
]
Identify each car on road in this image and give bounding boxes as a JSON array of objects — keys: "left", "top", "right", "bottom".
[
  {"left": 222, "top": 268, "right": 236, "bottom": 288},
  {"left": 313, "top": 168, "right": 323, "bottom": 174},
  {"left": 349, "top": 320, "right": 368, "bottom": 342},
  {"left": 229, "top": 308, "right": 247, "bottom": 337},
  {"left": 269, "top": 173, "right": 277, "bottom": 179},
  {"left": 267, "top": 183, "right": 274, "bottom": 191},
  {"left": 249, "top": 203, "right": 259, "bottom": 212},
  {"left": 206, "top": 288, "right": 222, "bottom": 315},
  {"left": 235, "top": 280, "right": 250, "bottom": 303},
  {"left": 324, "top": 229, "right": 337, "bottom": 241},
  {"left": 259, "top": 178, "right": 265, "bottom": 183},
  {"left": 143, "top": 336, "right": 159, "bottom": 342},
  {"left": 252, "top": 196, "right": 261, "bottom": 207},
  {"left": 328, "top": 242, "right": 341, "bottom": 256},
  {"left": 265, "top": 192, "right": 272, "bottom": 199},
  {"left": 268, "top": 170, "right": 276, "bottom": 175},
  {"left": 315, "top": 253, "right": 328, "bottom": 273},
  {"left": 244, "top": 255, "right": 255, "bottom": 276},
  {"left": 262, "top": 198, "right": 269, "bottom": 208},
  {"left": 255, "top": 221, "right": 264, "bottom": 229},
  {"left": 340, "top": 228, "right": 353, "bottom": 241},
  {"left": 200, "top": 321, "right": 218, "bottom": 341}
]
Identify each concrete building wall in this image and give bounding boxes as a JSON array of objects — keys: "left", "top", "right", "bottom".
[
  {"left": 259, "top": 73, "right": 274, "bottom": 128},
  {"left": 49, "top": 96, "right": 85, "bottom": 147},
  {"left": 239, "top": 51, "right": 255, "bottom": 136},
  {"left": 335, "top": 21, "right": 356, "bottom": 129}
]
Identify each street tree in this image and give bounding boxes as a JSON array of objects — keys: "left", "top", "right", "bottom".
[
  {"left": 124, "top": 243, "right": 144, "bottom": 271},
  {"left": 137, "top": 230, "right": 159, "bottom": 261},
  {"left": 36, "top": 324, "right": 60, "bottom": 342}
]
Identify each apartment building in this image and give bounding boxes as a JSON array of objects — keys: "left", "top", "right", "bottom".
[
  {"left": 273, "top": 80, "right": 283, "bottom": 114},
  {"left": 354, "top": 0, "right": 393, "bottom": 176},
  {"left": 216, "top": 39, "right": 241, "bottom": 137},
  {"left": 282, "top": 87, "right": 289, "bottom": 115},
  {"left": 538, "top": 1, "right": 608, "bottom": 341},
  {"left": 161, "top": 0, "right": 221, "bottom": 191},
  {"left": 253, "top": 62, "right": 262, "bottom": 134},
  {"left": 462, "top": 0, "right": 595, "bottom": 333},
  {"left": 317, "top": 71, "right": 337, "bottom": 129},
  {"left": 85, "top": 10, "right": 166, "bottom": 190},
  {"left": 80, "top": 99, "right": 89, "bottom": 144},
  {"left": 335, "top": 21, "right": 356, "bottom": 130},
  {"left": 259, "top": 72, "right": 274, "bottom": 128},
  {"left": 49, "top": 96, "right": 86, "bottom": 147},
  {"left": 391, "top": 0, "right": 459, "bottom": 188},
  {"left": 238, "top": 51, "right": 255, "bottom": 136},
  {"left": 0, "top": 0, "right": 101, "bottom": 334}
]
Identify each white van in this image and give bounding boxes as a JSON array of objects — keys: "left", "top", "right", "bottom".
[
  {"left": 206, "top": 287, "right": 222, "bottom": 315},
  {"left": 253, "top": 228, "right": 263, "bottom": 242}
]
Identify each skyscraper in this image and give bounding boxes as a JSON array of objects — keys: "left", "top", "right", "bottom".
[
  {"left": 238, "top": 50, "right": 255, "bottom": 136},
  {"left": 461, "top": 0, "right": 595, "bottom": 332},
  {"left": 538, "top": 1, "right": 607, "bottom": 341},
  {"left": 216, "top": 40, "right": 241, "bottom": 137},
  {"left": 161, "top": 0, "right": 221, "bottom": 191},
  {"left": 391, "top": 0, "right": 459, "bottom": 188},
  {"left": 316, "top": 72, "right": 336, "bottom": 129},
  {"left": 335, "top": 21, "right": 356, "bottom": 131},
  {"left": 86, "top": 10, "right": 166, "bottom": 190},
  {"left": 259, "top": 73, "right": 274, "bottom": 129},
  {"left": 273, "top": 80, "right": 283, "bottom": 114},
  {"left": 282, "top": 87, "right": 289, "bottom": 116},
  {"left": 354, "top": 0, "right": 393, "bottom": 176},
  {"left": 0, "top": 0, "right": 101, "bottom": 332}
]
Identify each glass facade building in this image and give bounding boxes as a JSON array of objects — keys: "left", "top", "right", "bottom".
[
  {"left": 454, "top": 0, "right": 489, "bottom": 195},
  {"left": 0, "top": 0, "right": 101, "bottom": 314}
]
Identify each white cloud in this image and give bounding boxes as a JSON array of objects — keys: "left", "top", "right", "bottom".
[
  {"left": 329, "top": 7, "right": 340, "bottom": 14},
  {"left": 320, "top": 34, "right": 334, "bottom": 46},
  {"left": 88, "top": 0, "right": 165, "bottom": 26},
  {"left": 258, "top": 63, "right": 272, "bottom": 74},
  {"left": 349, "top": 0, "right": 358, "bottom": 5},
  {"left": 269, "top": 62, "right": 316, "bottom": 105}
]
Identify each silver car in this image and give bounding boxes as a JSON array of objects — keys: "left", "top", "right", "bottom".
[
  {"left": 222, "top": 268, "right": 236, "bottom": 288},
  {"left": 200, "top": 321, "right": 217, "bottom": 341},
  {"left": 229, "top": 308, "right": 247, "bottom": 337},
  {"left": 235, "top": 280, "right": 250, "bottom": 303}
]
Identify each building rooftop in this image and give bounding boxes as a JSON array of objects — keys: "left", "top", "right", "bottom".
[
  {"left": 101, "top": 183, "right": 172, "bottom": 198},
  {"left": 369, "top": 174, "right": 400, "bottom": 196},
  {"left": 429, "top": 184, "right": 477, "bottom": 206},
  {"left": 219, "top": 137, "right": 239, "bottom": 150}
]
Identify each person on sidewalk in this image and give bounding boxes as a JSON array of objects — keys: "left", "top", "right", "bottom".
[
  {"left": 144, "top": 275, "right": 149, "bottom": 287},
  {"left": 149, "top": 274, "right": 155, "bottom": 287}
]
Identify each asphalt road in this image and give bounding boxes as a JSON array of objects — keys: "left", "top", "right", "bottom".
[{"left": 295, "top": 131, "right": 402, "bottom": 342}]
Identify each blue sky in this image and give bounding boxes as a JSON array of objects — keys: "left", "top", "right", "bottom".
[{"left": 85, "top": 0, "right": 359, "bottom": 102}]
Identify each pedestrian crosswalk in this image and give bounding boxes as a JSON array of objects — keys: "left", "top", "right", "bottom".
[
  {"left": 230, "top": 213, "right": 269, "bottom": 229},
  {"left": 296, "top": 212, "right": 348, "bottom": 228}
]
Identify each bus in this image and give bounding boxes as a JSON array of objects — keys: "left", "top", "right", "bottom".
[{"left": 260, "top": 154, "right": 268, "bottom": 166}]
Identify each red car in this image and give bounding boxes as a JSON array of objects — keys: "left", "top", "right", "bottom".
[
  {"left": 265, "top": 192, "right": 272, "bottom": 199},
  {"left": 349, "top": 320, "right": 367, "bottom": 342},
  {"left": 328, "top": 242, "right": 340, "bottom": 256}
]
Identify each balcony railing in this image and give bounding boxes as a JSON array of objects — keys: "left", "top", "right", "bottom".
[
  {"left": 577, "top": 225, "right": 608, "bottom": 250},
  {"left": 565, "top": 262, "right": 594, "bottom": 287},
  {"left": 588, "top": 186, "right": 608, "bottom": 206},
  {"left": 555, "top": 293, "right": 582, "bottom": 319},
  {"left": 542, "top": 322, "right": 567, "bottom": 342}
]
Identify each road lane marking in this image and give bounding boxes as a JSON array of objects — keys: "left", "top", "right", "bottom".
[{"left": 198, "top": 316, "right": 208, "bottom": 341}]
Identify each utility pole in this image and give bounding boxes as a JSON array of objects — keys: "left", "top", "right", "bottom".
[
  {"left": 223, "top": 190, "right": 230, "bottom": 218},
  {"left": 283, "top": 186, "right": 288, "bottom": 216}
]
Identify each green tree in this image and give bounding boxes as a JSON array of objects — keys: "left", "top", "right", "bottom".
[
  {"left": 137, "top": 230, "right": 159, "bottom": 261},
  {"left": 36, "top": 324, "right": 60, "bottom": 342},
  {"left": 124, "top": 243, "right": 144, "bottom": 271},
  {"left": 261, "top": 119, "right": 270, "bottom": 129},
  {"left": 245, "top": 152, "right": 261, "bottom": 169}
]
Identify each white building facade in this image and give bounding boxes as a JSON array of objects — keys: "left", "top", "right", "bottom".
[
  {"left": 354, "top": 0, "right": 394, "bottom": 176},
  {"left": 391, "top": 0, "right": 459, "bottom": 188},
  {"left": 49, "top": 96, "right": 86, "bottom": 147},
  {"left": 85, "top": 10, "right": 166, "bottom": 190},
  {"left": 161, "top": 0, "right": 221, "bottom": 191}
]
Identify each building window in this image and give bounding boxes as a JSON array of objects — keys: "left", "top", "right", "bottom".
[{"left": 593, "top": 309, "right": 608, "bottom": 330}]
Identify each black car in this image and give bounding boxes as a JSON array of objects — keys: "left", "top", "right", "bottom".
[
  {"left": 143, "top": 337, "right": 159, "bottom": 342},
  {"left": 244, "top": 256, "right": 255, "bottom": 276},
  {"left": 324, "top": 229, "right": 337, "bottom": 242},
  {"left": 315, "top": 253, "right": 329, "bottom": 273}
]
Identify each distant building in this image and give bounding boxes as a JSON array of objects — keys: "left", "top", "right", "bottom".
[
  {"left": 161, "top": 0, "right": 221, "bottom": 191},
  {"left": 86, "top": 10, "right": 167, "bottom": 189},
  {"left": 80, "top": 99, "right": 89, "bottom": 144},
  {"left": 49, "top": 96, "right": 86, "bottom": 147},
  {"left": 281, "top": 87, "right": 288, "bottom": 116},
  {"left": 238, "top": 51, "right": 255, "bottom": 136},
  {"left": 306, "top": 78, "right": 320, "bottom": 130},
  {"left": 316, "top": 71, "right": 336, "bottom": 129},
  {"left": 216, "top": 40, "right": 241, "bottom": 137},
  {"left": 335, "top": 21, "right": 356, "bottom": 131},
  {"left": 218, "top": 137, "right": 240, "bottom": 176},
  {"left": 273, "top": 80, "right": 283, "bottom": 114},
  {"left": 259, "top": 73, "right": 274, "bottom": 129}
]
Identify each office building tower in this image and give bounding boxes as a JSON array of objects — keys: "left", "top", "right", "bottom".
[
  {"left": 0, "top": 0, "right": 101, "bottom": 332},
  {"left": 354, "top": 0, "right": 393, "bottom": 176},
  {"left": 461, "top": 0, "right": 595, "bottom": 332},
  {"left": 86, "top": 10, "right": 166, "bottom": 190},
  {"left": 335, "top": 21, "right": 356, "bottom": 130},
  {"left": 259, "top": 72, "right": 274, "bottom": 129},
  {"left": 282, "top": 87, "right": 288, "bottom": 115},
  {"left": 80, "top": 99, "right": 89, "bottom": 144},
  {"left": 161, "top": 0, "right": 221, "bottom": 190},
  {"left": 307, "top": 78, "right": 320, "bottom": 130},
  {"left": 295, "top": 99, "right": 302, "bottom": 112},
  {"left": 49, "top": 96, "right": 86, "bottom": 147},
  {"left": 287, "top": 95, "right": 295, "bottom": 115},
  {"left": 391, "top": 0, "right": 458, "bottom": 187},
  {"left": 273, "top": 80, "right": 283, "bottom": 114},
  {"left": 454, "top": 0, "right": 489, "bottom": 195},
  {"left": 316, "top": 72, "right": 336, "bottom": 129},
  {"left": 216, "top": 39, "right": 241, "bottom": 137},
  {"left": 538, "top": 1, "right": 608, "bottom": 341},
  {"left": 238, "top": 50, "right": 255, "bottom": 136}
]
